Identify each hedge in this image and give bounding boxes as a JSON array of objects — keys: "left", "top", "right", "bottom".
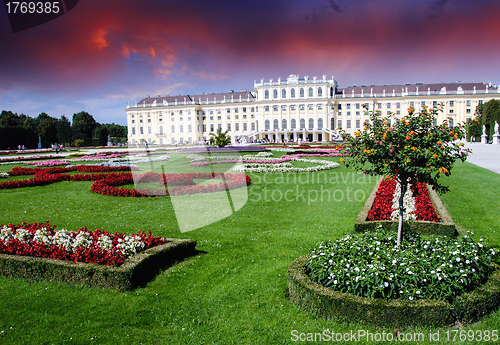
[
  {"left": 287, "top": 256, "right": 500, "bottom": 328},
  {"left": 0, "top": 239, "right": 197, "bottom": 291},
  {"left": 354, "top": 177, "right": 458, "bottom": 236}
]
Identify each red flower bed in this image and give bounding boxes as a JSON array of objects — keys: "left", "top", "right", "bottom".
[
  {"left": 0, "top": 221, "right": 167, "bottom": 267},
  {"left": 91, "top": 172, "right": 252, "bottom": 197},
  {"left": 367, "top": 179, "right": 396, "bottom": 221},
  {"left": 0, "top": 166, "right": 251, "bottom": 197},
  {"left": 368, "top": 179, "right": 441, "bottom": 222}
]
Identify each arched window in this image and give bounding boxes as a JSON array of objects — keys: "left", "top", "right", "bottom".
[
  {"left": 291, "top": 88, "right": 296, "bottom": 98},
  {"left": 318, "top": 118, "right": 323, "bottom": 130},
  {"left": 308, "top": 87, "right": 314, "bottom": 97},
  {"left": 273, "top": 119, "right": 279, "bottom": 130},
  {"left": 282, "top": 89, "right": 286, "bottom": 98},
  {"left": 331, "top": 117, "right": 335, "bottom": 129},
  {"left": 309, "top": 118, "right": 314, "bottom": 129},
  {"left": 265, "top": 119, "right": 270, "bottom": 130},
  {"left": 273, "top": 89, "right": 278, "bottom": 98},
  {"left": 265, "top": 90, "right": 269, "bottom": 99},
  {"left": 330, "top": 87, "right": 334, "bottom": 97},
  {"left": 282, "top": 119, "right": 287, "bottom": 129},
  {"left": 318, "top": 87, "right": 323, "bottom": 97},
  {"left": 300, "top": 88, "right": 304, "bottom": 98},
  {"left": 300, "top": 118, "right": 305, "bottom": 129}
]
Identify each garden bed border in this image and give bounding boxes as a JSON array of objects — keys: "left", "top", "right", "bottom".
[
  {"left": 287, "top": 255, "right": 500, "bottom": 328},
  {"left": 0, "top": 238, "right": 196, "bottom": 291},
  {"left": 354, "top": 177, "right": 458, "bottom": 236}
]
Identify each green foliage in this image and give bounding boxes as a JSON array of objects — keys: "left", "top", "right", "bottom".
[
  {"left": 305, "top": 228, "right": 498, "bottom": 301},
  {"left": 0, "top": 239, "right": 196, "bottom": 291},
  {"left": 473, "top": 99, "right": 500, "bottom": 139},
  {"left": 56, "top": 115, "right": 73, "bottom": 145},
  {"left": 209, "top": 128, "right": 231, "bottom": 147},
  {"left": 340, "top": 104, "right": 469, "bottom": 195},
  {"left": 72, "top": 111, "right": 98, "bottom": 145}
]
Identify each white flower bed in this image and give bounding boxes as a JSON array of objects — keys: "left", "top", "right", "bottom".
[
  {"left": 232, "top": 158, "right": 339, "bottom": 173},
  {"left": 0, "top": 172, "right": 9, "bottom": 178},
  {"left": 390, "top": 182, "right": 417, "bottom": 221}
]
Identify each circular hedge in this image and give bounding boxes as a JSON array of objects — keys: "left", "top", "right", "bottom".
[{"left": 287, "top": 255, "right": 500, "bottom": 328}]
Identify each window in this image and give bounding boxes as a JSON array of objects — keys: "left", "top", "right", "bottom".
[
  {"left": 479, "top": 100, "right": 483, "bottom": 105},
  {"left": 148, "top": 126, "right": 151, "bottom": 134},
  {"left": 318, "top": 118, "right": 323, "bottom": 130},
  {"left": 282, "top": 119, "right": 287, "bottom": 129},
  {"left": 273, "top": 119, "right": 279, "bottom": 130},
  {"left": 433, "top": 101, "right": 438, "bottom": 107},
  {"left": 180, "top": 125, "right": 183, "bottom": 133},
  {"left": 217, "top": 109, "right": 221, "bottom": 114},
  {"left": 140, "top": 127, "right": 143, "bottom": 134},
  {"left": 300, "top": 88, "right": 304, "bottom": 97},
  {"left": 243, "top": 123, "right": 247, "bottom": 131},
  {"left": 251, "top": 122, "right": 255, "bottom": 131},
  {"left": 356, "top": 119, "right": 360, "bottom": 128},
  {"left": 356, "top": 103, "right": 360, "bottom": 109},
  {"left": 235, "top": 123, "right": 239, "bottom": 131},
  {"left": 466, "top": 108, "right": 471, "bottom": 114},
  {"left": 318, "top": 104, "right": 323, "bottom": 110},
  {"left": 273, "top": 89, "right": 278, "bottom": 98},
  {"left": 299, "top": 104, "right": 305, "bottom": 111},
  {"left": 337, "top": 119, "right": 342, "bottom": 129},
  {"left": 377, "top": 103, "right": 382, "bottom": 109},
  {"left": 300, "top": 118, "right": 305, "bottom": 129},
  {"left": 291, "top": 89, "right": 296, "bottom": 98},
  {"left": 234, "top": 108, "right": 238, "bottom": 113},
  {"left": 273, "top": 105, "right": 278, "bottom": 111},
  {"left": 203, "top": 124, "right": 206, "bottom": 132},
  {"left": 243, "top": 107, "right": 246, "bottom": 112},
  {"left": 251, "top": 107, "right": 255, "bottom": 112},
  {"left": 331, "top": 118, "right": 335, "bottom": 129},
  {"left": 243, "top": 114, "right": 247, "bottom": 119},
  {"left": 227, "top": 108, "right": 231, "bottom": 113},
  {"left": 421, "top": 101, "right": 426, "bottom": 107},
  {"left": 387, "top": 119, "right": 391, "bottom": 127},
  {"left": 346, "top": 120, "right": 351, "bottom": 129},
  {"left": 179, "top": 110, "right": 183, "bottom": 115},
  {"left": 347, "top": 111, "right": 351, "bottom": 116},
  {"left": 265, "top": 119, "right": 270, "bottom": 130},
  {"left": 466, "top": 100, "right": 471, "bottom": 107},
  {"left": 227, "top": 123, "right": 231, "bottom": 131},
  {"left": 409, "top": 101, "right": 414, "bottom": 107},
  {"left": 449, "top": 100, "right": 454, "bottom": 107},
  {"left": 318, "top": 87, "right": 323, "bottom": 97},
  {"left": 210, "top": 124, "right": 214, "bottom": 132},
  {"left": 308, "top": 118, "right": 314, "bottom": 129},
  {"left": 281, "top": 105, "right": 287, "bottom": 111},
  {"left": 265, "top": 90, "right": 269, "bottom": 99},
  {"left": 171, "top": 118, "right": 174, "bottom": 122},
  {"left": 131, "top": 120, "right": 135, "bottom": 124},
  {"left": 282, "top": 89, "right": 286, "bottom": 98},
  {"left": 264, "top": 106, "right": 270, "bottom": 111},
  {"left": 159, "top": 118, "right": 162, "bottom": 122},
  {"left": 171, "top": 125, "right": 175, "bottom": 133},
  {"left": 188, "top": 125, "right": 192, "bottom": 133},
  {"left": 139, "top": 119, "right": 143, "bottom": 123},
  {"left": 291, "top": 105, "right": 296, "bottom": 111},
  {"left": 308, "top": 87, "right": 313, "bottom": 97},
  {"left": 132, "top": 127, "right": 136, "bottom": 135},
  {"left": 227, "top": 115, "right": 231, "bottom": 119},
  {"left": 210, "top": 116, "right": 214, "bottom": 121},
  {"left": 291, "top": 119, "right": 296, "bottom": 129},
  {"left": 338, "top": 104, "right": 342, "bottom": 110},
  {"left": 387, "top": 103, "right": 391, "bottom": 109},
  {"left": 308, "top": 104, "right": 314, "bottom": 110},
  {"left": 346, "top": 104, "right": 351, "bottom": 110},
  {"left": 218, "top": 123, "right": 222, "bottom": 129}
]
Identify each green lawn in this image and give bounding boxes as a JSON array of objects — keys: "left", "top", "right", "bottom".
[{"left": 0, "top": 154, "right": 499, "bottom": 344}]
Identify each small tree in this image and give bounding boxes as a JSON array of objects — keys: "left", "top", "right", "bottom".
[
  {"left": 209, "top": 128, "right": 231, "bottom": 147},
  {"left": 340, "top": 104, "right": 470, "bottom": 246}
]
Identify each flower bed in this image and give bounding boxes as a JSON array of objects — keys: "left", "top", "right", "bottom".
[
  {"left": 355, "top": 177, "right": 457, "bottom": 236},
  {"left": 91, "top": 172, "right": 251, "bottom": 197},
  {"left": 25, "top": 159, "right": 70, "bottom": 167},
  {"left": 0, "top": 221, "right": 197, "bottom": 290},
  {"left": 232, "top": 158, "right": 340, "bottom": 173},
  {"left": 0, "top": 221, "right": 166, "bottom": 267}
]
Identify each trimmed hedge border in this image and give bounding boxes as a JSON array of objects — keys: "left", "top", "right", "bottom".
[
  {"left": 288, "top": 256, "right": 500, "bottom": 328},
  {"left": 354, "top": 177, "right": 458, "bottom": 236},
  {"left": 0, "top": 239, "right": 196, "bottom": 291}
]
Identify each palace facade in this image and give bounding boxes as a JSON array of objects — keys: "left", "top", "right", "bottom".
[{"left": 126, "top": 74, "right": 500, "bottom": 145}]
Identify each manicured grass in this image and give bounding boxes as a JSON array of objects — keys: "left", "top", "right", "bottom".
[{"left": 0, "top": 154, "right": 499, "bottom": 344}]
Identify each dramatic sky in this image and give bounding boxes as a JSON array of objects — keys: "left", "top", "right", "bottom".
[{"left": 1, "top": 0, "right": 500, "bottom": 125}]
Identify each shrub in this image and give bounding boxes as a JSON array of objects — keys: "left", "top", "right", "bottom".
[{"left": 305, "top": 228, "right": 498, "bottom": 302}]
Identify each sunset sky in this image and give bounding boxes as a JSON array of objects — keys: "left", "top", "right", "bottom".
[{"left": 1, "top": 0, "right": 500, "bottom": 125}]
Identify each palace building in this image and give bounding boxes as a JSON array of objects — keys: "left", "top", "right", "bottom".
[{"left": 126, "top": 74, "right": 500, "bottom": 145}]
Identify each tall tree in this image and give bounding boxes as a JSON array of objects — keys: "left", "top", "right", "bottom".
[
  {"left": 57, "top": 115, "right": 73, "bottom": 145},
  {"left": 72, "top": 111, "right": 98, "bottom": 145},
  {"left": 340, "top": 104, "right": 470, "bottom": 246}
]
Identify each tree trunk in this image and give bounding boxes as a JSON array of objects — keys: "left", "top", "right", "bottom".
[{"left": 396, "top": 180, "right": 408, "bottom": 247}]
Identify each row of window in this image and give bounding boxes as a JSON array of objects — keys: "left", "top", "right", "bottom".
[{"left": 264, "top": 87, "right": 331, "bottom": 99}]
